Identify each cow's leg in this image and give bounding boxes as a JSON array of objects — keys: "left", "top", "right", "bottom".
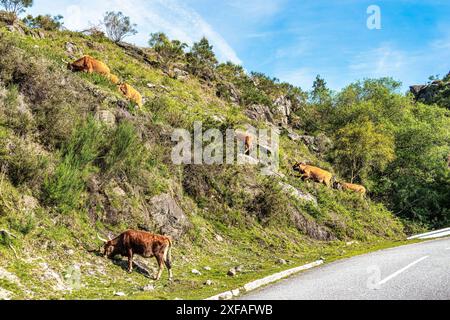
[
  {"left": 154, "top": 255, "right": 164, "bottom": 281},
  {"left": 127, "top": 249, "right": 134, "bottom": 273},
  {"left": 164, "top": 246, "right": 173, "bottom": 281}
]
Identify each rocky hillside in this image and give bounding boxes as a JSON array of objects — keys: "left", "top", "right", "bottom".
[
  {"left": 410, "top": 72, "right": 450, "bottom": 109},
  {"left": 0, "top": 15, "right": 445, "bottom": 300}
]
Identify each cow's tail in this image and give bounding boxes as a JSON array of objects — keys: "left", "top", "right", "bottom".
[{"left": 164, "top": 237, "right": 173, "bottom": 269}]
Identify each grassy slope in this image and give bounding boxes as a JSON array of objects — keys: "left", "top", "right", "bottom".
[{"left": 0, "top": 27, "right": 410, "bottom": 300}]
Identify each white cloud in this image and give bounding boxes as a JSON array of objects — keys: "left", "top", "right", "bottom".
[
  {"left": 46, "top": 0, "right": 241, "bottom": 64},
  {"left": 349, "top": 44, "right": 406, "bottom": 77}
]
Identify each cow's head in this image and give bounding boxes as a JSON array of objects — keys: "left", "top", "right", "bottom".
[
  {"left": 293, "top": 162, "right": 307, "bottom": 173},
  {"left": 118, "top": 83, "right": 128, "bottom": 95},
  {"left": 333, "top": 180, "right": 343, "bottom": 190},
  {"left": 97, "top": 234, "right": 116, "bottom": 258}
]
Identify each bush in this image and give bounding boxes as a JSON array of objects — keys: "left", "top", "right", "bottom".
[
  {"left": 0, "top": 85, "right": 34, "bottom": 136},
  {"left": 42, "top": 158, "right": 84, "bottom": 212},
  {"left": 101, "top": 121, "right": 146, "bottom": 182},
  {"left": 249, "top": 179, "right": 287, "bottom": 224},
  {"left": 23, "top": 14, "right": 63, "bottom": 31},
  {"left": 41, "top": 117, "right": 105, "bottom": 212},
  {"left": 0, "top": 136, "right": 49, "bottom": 188}
]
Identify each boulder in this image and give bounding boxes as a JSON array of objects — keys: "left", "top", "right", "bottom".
[
  {"left": 245, "top": 104, "right": 274, "bottom": 123},
  {"left": 65, "top": 42, "right": 81, "bottom": 58},
  {"left": 279, "top": 182, "right": 317, "bottom": 204},
  {"left": 299, "top": 135, "right": 316, "bottom": 146},
  {"left": 315, "top": 133, "right": 333, "bottom": 154},
  {"left": 288, "top": 132, "right": 302, "bottom": 141},
  {"left": 409, "top": 79, "right": 450, "bottom": 106},
  {"left": 141, "top": 284, "right": 155, "bottom": 292},
  {"left": 204, "top": 280, "right": 213, "bottom": 286},
  {"left": 0, "top": 288, "right": 12, "bottom": 301},
  {"left": 273, "top": 96, "right": 292, "bottom": 126},
  {"left": 216, "top": 82, "right": 241, "bottom": 104},
  {"left": 147, "top": 193, "right": 190, "bottom": 239},
  {"left": 237, "top": 154, "right": 260, "bottom": 166},
  {"left": 172, "top": 68, "right": 189, "bottom": 81},
  {"left": 95, "top": 110, "right": 116, "bottom": 127},
  {"left": 227, "top": 268, "right": 237, "bottom": 277},
  {"left": 191, "top": 269, "right": 202, "bottom": 275},
  {"left": 290, "top": 210, "right": 336, "bottom": 241}
]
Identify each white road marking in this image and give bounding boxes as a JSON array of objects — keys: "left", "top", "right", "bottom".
[{"left": 378, "top": 256, "right": 429, "bottom": 286}]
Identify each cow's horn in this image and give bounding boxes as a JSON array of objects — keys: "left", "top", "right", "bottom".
[{"left": 97, "top": 233, "right": 108, "bottom": 243}]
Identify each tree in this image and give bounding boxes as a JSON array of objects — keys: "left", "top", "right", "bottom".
[
  {"left": 311, "top": 75, "right": 331, "bottom": 104},
  {"left": 149, "top": 32, "right": 187, "bottom": 66},
  {"left": 103, "top": 11, "right": 137, "bottom": 43},
  {"left": 0, "top": 0, "right": 33, "bottom": 15},
  {"left": 186, "top": 37, "right": 218, "bottom": 81},
  {"left": 332, "top": 119, "right": 395, "bottom": 183},
  {"left": 23, "top": 14, "right": 63, "bottom": 31}
]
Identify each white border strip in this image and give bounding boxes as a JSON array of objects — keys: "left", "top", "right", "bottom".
[{"left": 205, "top": 260, "right": 324, "bottom": 300}]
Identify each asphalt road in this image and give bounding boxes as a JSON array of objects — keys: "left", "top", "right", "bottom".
[{"left": 240, "top": 237, "right": 450, "bottom": 300}]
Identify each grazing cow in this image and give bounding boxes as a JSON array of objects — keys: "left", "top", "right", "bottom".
[
  {"left": 118, "top": 83, "right": 143, "bottom": 108},
  {"left": 293, "top": 162, "right": 333, "bottom": 188},
  {"left": 235, "top": 131, "right": 255, "bottom": 156},
  {"left": 67, "top": 55, "right": 111, "bottom": 76},
  {"left": 108, "top": 74, "right": 120, "bottom": 85},
  {"left": 334, "top": 181, "right": 367, "bottom": 196},
  {"left": 244, "top": 135, "right": 254, "bottom": 156},
  {"left": 98, "top": 230, "right": 173, "bottom": 281}
]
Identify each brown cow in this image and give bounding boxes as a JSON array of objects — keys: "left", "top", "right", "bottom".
[
  {"left": 98, "top": 230, "right": 173, "bottom": 281},
  {"left": 235, "top": 131, "right": 255, "bottom": 156},
  {"left": 67, "top": 55, "right": 111, "bottom": 76},
  {"left": 335, "top": 181, "right": 366, "bottom": 196},
  {"left": 293, "top": 162, "right": 333, "bottom": 188},
  {"left": 118, "top": 83, "right": 143, "bottom": 108},
  {"left": 244, "top": 135, "right": 254, "bottom": 156}
]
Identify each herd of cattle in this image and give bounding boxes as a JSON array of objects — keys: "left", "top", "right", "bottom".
[
  {"left": 293, "top": 162, "right": 367, "bottom": 196},
  {"left": 70, "top": 55, "right": 367, "bottom": 281},
  {"left": 67, "top": 55, "right": 143, "bottom": 107}
]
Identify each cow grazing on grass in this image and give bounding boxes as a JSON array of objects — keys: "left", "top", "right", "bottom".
[
  {"left": 235, "top": 132, "right": 255, "bottom": 156},
  {"left": 334, "top": 182, "right": 366, "bottom": 197},
  {"left": 244, "top": 135, "right": 254, "bottom": 156},
  {"left": 293, "top": 162, "right": 333, "bottom": 188},
  {"left": 118, "top": 83, "right": 143, "bottom": 108},
  {"left": 68, "top": 55, "right": 111, "bottom": 76},
  {"left": 98, "top": 230, "right": 173, "bottom": 281}
]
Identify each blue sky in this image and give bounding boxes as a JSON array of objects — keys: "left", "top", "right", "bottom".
[{"left": 27, "top": 0, "right": 450, "bottom": 91}]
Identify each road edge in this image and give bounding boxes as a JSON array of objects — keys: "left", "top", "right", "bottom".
[{"left": 204, "top": 259, "right": 324, "bottom": 300}]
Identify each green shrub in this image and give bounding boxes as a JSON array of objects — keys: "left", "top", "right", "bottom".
[
  {"left": 0, "top": 136, "right": 48, "bottom": 188},
  {"left": 101, "top": 121, "right": 146, "bottom": 182},
  {"left": 0, "top": 85, "right": 35, "bottom": 136},
  {"left": 41, "top": 117, "right": 105, "bottom": 212},
  {"left": 42, "top": 157, "right": 84, "bottom": 212}
]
